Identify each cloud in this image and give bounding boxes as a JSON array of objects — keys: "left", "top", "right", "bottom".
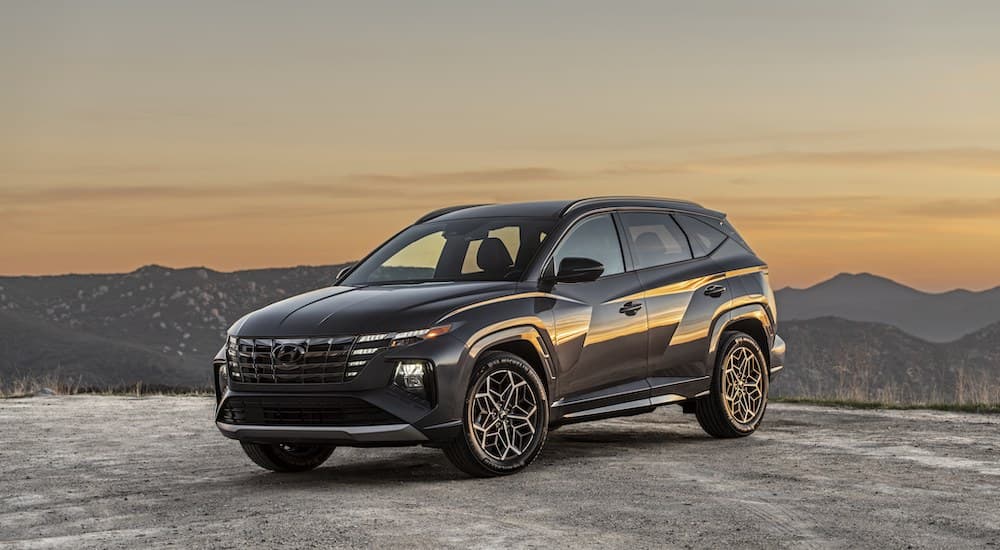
[
  {"left": 708, "top": 195, "right": 886, "bottom": 209},
  {"left": 598, "top": 163, "right": 690, "bottom": 176},
  {"left": 0, "top": 167, "right": 573, "bottom": 208},
  {"left": 0, "top": 184, "right": 208, "bottom": 203},
  {"left": 589, "top": 148, "right": 1000, "bottom": 176},
  {"left": 347, "top": 167, "right": 571, "bottom": 185},
  {"left": 900, "top": 198, "right": 1000, "bottom": 218},
  {"left": 693, "top": 148, "right": 1000, "bottom": 173},
  {"left": 0, "top": 178, "right": 501, "bottom": 206}
]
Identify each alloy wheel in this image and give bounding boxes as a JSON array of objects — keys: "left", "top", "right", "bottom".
[
  {"left": 470, "top": 369, "right": 539, "bottom": 461},
  {"left": 721, "top": 344, "right": 764, "bottom": 424}
]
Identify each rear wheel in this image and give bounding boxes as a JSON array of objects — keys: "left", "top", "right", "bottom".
[
  {"left": 696, "top": 331, "right": 769, "bottom": 438},
  {"left": 443, "top": 351, "right": 549, "bottom": 477},
  {"left": 240, "top": 442, "right": 335, "bottom": 472}
]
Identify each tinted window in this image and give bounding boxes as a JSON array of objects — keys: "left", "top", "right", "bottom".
[
  {"left": 344, "top": 217, "right": 556, "bottom": 285},
  {"left": 552, "top": 214, "right": 624, "bottom": 277},
  {"left": 674, "top": 214, "right": 728, "bottom": 257},
  {"left": 371, "top": 231, "right": 445, "bottom": 281},
  {"left": 620, "top": 212, "right": 692, "bottom": 269},
  {"left": 461, "top": 226, "right": 523, "bottom": 275},
  {"left": 719, "top": 218, "right": 753, "bottom": 251}
]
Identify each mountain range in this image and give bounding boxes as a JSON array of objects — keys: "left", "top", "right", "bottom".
[
  {"left": 1, "top": 266, "right": 998, "bottom": 404},
  {"left": 0, "top": 264, "right": 349, "bottom": 387},
  {"left": 774, "top": 317, "right": 999, "bottom": 403},
  {"left": 775, "top": 273, "right": 1000, "bottom": 342}
]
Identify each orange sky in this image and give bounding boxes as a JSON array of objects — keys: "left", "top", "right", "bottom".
[{"left": 2, "top": 2, "right": 999, "bottom": 291}]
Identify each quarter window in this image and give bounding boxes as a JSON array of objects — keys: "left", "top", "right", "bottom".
[
  {"left": 552, "top": 214, "right": 625, "bottom": 277},
  {"left": 674, "top": 214, "right": 728, "bottom": 257},
  {"left": 620, "top": 212, "right": 693, "bottom": 269}
]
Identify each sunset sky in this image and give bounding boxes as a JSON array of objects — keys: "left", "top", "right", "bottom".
[{"left": 3, "top": 1, "right": 999, "bottom": 291}]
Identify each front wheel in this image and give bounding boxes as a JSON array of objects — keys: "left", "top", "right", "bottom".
[
  {"left": 240, "top": 442, "right": 335, "bottom": 473},
  {"left": 696, "top": 331, "right": 769, "bottom": 438},
  {"left": 443, "top": 351, "right": 549, "bottom": 477}
]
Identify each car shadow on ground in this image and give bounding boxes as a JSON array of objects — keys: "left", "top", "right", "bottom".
[{"left": 225, "top": 425, "right": 723, "bottom": 486}]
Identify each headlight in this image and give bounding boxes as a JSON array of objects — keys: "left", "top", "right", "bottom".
[
  {"left": 226, "top": 336, "right": 241, "bottom": 379},
  {"left": 356, "top": 325, "right": 451, "bottom": 348},
  {"left": 393, "top": 360, "right": 434, "bottom": 402}
]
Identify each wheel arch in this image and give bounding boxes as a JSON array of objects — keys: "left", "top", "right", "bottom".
[
  {"left": 467, "top": 325, "right": 556, "bottom": 397},
  {"left": 708, "top": 304, "right": 774, "bottom": 369}
]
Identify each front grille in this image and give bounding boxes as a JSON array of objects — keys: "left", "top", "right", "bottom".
[
  {"left": 227, "top": 335, "right": 395, "bottom": 384},
  {"left": 218, "top": 396, "right": 402, "bottom": 426}
]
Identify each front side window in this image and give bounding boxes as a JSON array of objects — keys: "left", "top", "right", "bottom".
[
  {"left": 344, "top": 217, "right": 554, "bottom": 285},
  {"left": 620, "top": 212, "right": 693, "bottom": 269},
  {"left": 551, "top": 214, "right": 625, "bottom": 277}
]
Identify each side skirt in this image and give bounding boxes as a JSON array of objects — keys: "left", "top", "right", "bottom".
[{"left": 549, "top": 375, "right": 710, "bottom": 427}]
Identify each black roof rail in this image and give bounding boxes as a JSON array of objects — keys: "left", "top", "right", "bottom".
[
  {"left": 415, "top": 204, "right": 490, "bottom": 224},
  {"left": 559, "top": 196, "right": 705, "bottom": 217}
]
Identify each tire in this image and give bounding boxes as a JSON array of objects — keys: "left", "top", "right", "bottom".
[
  {"left": 240, "top": 442, "right": 335, "bottom": 473},
  {"left": 696, "top": 331, "right": 769, "bottom": 438},
  {"left": 443, "top": 351, "right": 549, "bottom": 477}
]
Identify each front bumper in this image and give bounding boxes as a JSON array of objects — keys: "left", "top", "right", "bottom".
[
  {"left": 217, "top": 421, "right": 429, "bottom": 445},
  {"left": 769, "top": 334, "right": 786, "bottom": 377},
  {"left": 213, "top": 333, "right": 472, "bottom": 446},
  {"left": 214, "top": 388, "right": 465, "bottom": 446}
]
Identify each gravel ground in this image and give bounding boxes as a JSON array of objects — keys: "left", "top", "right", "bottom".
[{"left": 1, "top": 396, "right": 999, "bottom": 549}]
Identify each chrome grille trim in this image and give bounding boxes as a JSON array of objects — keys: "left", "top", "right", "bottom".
[{"left": 226, "top": 335, "right": 395, "bottom": 384}]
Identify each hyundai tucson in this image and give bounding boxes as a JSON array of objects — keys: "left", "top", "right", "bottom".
[{"left": 213, "top": 197, "right": 785, "bottom": 477}]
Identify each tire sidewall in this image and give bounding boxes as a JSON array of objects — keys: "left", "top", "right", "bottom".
[
  {"left": 713, "top": 333, "right": 769, "bottom": 433},
  {"left": 268, "top": 444, "right": 334, "bottom": 469},
  {"left": 461, "top": 352, "right": 549, "bottom": 475}
]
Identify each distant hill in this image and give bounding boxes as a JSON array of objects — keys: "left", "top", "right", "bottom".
[
  {"left": 774, "top": 317, "right": 1000, "bottom": 403},
  {"left": 1, "top": 266, "right": 998, "bottom": 405},
  {"left": 0, "top": 263, "right": 350, "bottom": 387},
  {"left": 776, "top": 273, "right": 1000, "bottom": 342},
  {"left": 0, "top": 310, "right": 198, "bottom": 387}
]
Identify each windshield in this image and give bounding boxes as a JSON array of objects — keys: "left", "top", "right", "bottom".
[{"left": 343, "top": 217, "right": 556, "bottom": 285}]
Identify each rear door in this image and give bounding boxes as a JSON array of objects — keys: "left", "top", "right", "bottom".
[{"left": 618, "top": 211, "right": 733, "bottom": 399}]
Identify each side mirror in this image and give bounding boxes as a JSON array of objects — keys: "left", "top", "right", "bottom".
[
  {"left": 551, "top": 257, "right": 604, "bottom": 283},
  {"left": 335, "top": 265, "right": 353, "bottom": 284}
]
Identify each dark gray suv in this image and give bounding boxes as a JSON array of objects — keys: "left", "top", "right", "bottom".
[{"left": 213, "top": 197, "right": 785, "bottom": 477}]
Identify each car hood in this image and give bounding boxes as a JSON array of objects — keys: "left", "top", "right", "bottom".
[{"left": 231, "top": 281, "right": 517, "bottom": 337}]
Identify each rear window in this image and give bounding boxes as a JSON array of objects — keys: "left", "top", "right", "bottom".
[{"left": 674, "top": 214, "right": 728, "bottom": 257}]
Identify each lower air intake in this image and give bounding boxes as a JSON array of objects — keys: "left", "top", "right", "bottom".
[{"left": 217, "top": 396, "right": 402, "bottom": 426}]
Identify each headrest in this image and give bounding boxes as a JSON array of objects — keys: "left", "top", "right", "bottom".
[
  {"left": 477, "top": 237, "right": 514, "bottom": 274},
  {"left": 635, "top": 232, "right": 667, "bottom": 257}
]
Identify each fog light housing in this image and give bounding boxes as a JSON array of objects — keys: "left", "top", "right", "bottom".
[{"left": 393, "top": 360, "right": 434, "bottom": 402}]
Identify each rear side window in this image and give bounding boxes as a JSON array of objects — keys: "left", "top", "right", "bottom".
[
  {"left": 674, "top": 214, "right": 728, "bottom": 257},
  {"left": 620, "top": 212, "right": 693, "bottom": 269},
  {"left": 552, "top": 214, "right": 625, "bottom": 276}
]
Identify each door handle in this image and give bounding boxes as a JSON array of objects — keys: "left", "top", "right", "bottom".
[
  {"left": 619, "top": 301, "right": 643, "bottom": 316},
  {"left": 704, "top": 285, "right": 726, "bottom": 298}
]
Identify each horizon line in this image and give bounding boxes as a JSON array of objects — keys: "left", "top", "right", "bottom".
[{"left": 1, "top": 263, "right": 997, "bottom": 295}]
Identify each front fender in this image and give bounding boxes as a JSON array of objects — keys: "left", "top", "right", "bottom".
[{"left": 467, "top": 325, "right": 558, "bottom": 382}]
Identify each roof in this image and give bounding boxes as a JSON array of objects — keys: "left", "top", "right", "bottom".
[{"left": 421, "top": 196, "right": 722, "bottom": 223}]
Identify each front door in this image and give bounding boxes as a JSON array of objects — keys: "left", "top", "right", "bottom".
[{"left": 546, "top": 214, "right": 650, "bottom": 404}]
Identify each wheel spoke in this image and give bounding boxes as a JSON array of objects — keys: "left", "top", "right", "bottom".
[
  {"left": 720, "top": 343, "right": 766, "bottom": 424},
  {"left": 469, "top": 368, "right": 540, "bottom": 462}
]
